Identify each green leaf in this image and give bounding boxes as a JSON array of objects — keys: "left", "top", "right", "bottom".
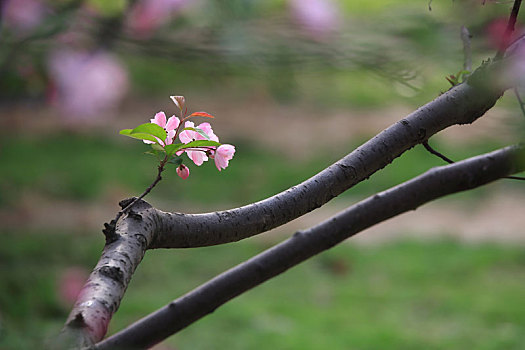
[
  {"left": 144, "top": 150, "right": 163, "bottom": 160},
  {"left": 131, "top": 123, "right": 167, "bottom": 141},
  {"left": 151, "top": 143, "right": 165, "bottom": 152},
  {"left": 180, "top": 140, "right": 221, "bottom": 149},
  {"left": 120, "top": 129, "right": 158, "bottom": 143},
  {"left": 164, "top": 143, "right": 185, "bottom": 157},
  {"left": 168, "top": 156, "right": 183, "bottom": 167}
]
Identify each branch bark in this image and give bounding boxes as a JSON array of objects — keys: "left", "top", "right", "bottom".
[
  {"left": 58, "top": 200, "right": 157, "bottom": 348},
  {"left": 95, "top": 145, "right": 525, "bottom": 350}
]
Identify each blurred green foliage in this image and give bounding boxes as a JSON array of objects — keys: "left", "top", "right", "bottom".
[{"left": 2, "top": 132, "right": 519, "bottom": 208}]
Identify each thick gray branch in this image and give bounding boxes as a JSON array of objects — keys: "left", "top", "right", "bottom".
[
  {"left": 95, "top": 145, "right": 524, "bottom": 350},
  {"left": 150, "top": 75, "right": 504, "bottom": 248},
  {"left": 58, "top": 200, "right": 157, "bottom": 348}
]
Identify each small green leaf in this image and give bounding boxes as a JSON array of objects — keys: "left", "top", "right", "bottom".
[
  {"left": 168, "top": 156, "right": 183, "bottom": 166},
  {"left": 120, "top": 129, "right": 158, "bottom": 143},
  {"left": 180, "top": 140, "right": 221, "bottom": 149},
  {"left": 151, "top": 143, "right": 165, "bottom": 152},
  {"left": 144, "top": 150, "right": 163, "bottom": 160},
  {"left": 131, "top": 123, "right": 167, "bottom": 141},
  {"left": 164, "top": 143, "right": 185, "bottom": 157},
  {"left": 120, "top": 129, "right": 133, "bottom": 135}
]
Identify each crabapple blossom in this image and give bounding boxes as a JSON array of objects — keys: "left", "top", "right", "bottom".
[
  {"left": 179, "top": 121, "right": 218, "bottom": 143},
  {"left": 179, "top": 121, "right": 219, "bottom": 166},
  {"left": 121, "top": 95, "right": 235, "bottom": 184},
  {"left": 143, "top": 111, "right": 180, "bottom": 146},
  {"left": 214, "top": 144, "right": 236, "bottom": 171},
  {"left": 176, "top": 164, "right": 190, "bottom": 179}
]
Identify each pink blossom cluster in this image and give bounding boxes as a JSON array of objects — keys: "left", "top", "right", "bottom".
[
  {"left": 288, "top": 0, "right": 341, "bottom": 39},
  {"left": 127, "top": 0, "right": 189, "bottom": 38},
  {"left": 143, "top": 104, "right": 235, "bottom": 179},
  {"left": 2, "top": 0, "right": 48, "bottom": 34}
]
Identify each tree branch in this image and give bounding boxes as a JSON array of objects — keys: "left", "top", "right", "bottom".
[
  {"left": 149, "top": 67, "right": 505, "bottom": 248},
  {"left": 60, "top": 59, "right": 514, "bottom": 346},
  {"left": 58, "top": 199, "right": 157, "bottom": 348},
  {"left": 95, "top": 144, "right": 525, "bottom": 350}
]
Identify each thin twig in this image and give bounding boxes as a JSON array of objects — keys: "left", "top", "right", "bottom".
[
  {"left": 103, "top": 157, "right": 168, "bottom": 243},
  {"left": 422, "top": 141, "right": 454, "bottom": 163},
  {"left": 423, "top": 141, "right": 525, "bottom": 180},
  {"left": 495, "top": 0, "right": 523, "bottom": 59},
  {"left": 461, "top": 26, "right": 472, "bottom": 73}
]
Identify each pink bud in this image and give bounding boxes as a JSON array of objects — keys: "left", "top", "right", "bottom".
[{"left": 176, "top": 164, "right": 190, "bottom": 179}]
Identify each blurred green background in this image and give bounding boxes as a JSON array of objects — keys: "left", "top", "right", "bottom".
[{"left": 1, "top": 0, "right": 525, "bottom": 349}]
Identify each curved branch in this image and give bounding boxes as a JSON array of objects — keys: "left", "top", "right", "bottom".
[
  {"left": 150, "top": 73, "right": 504, "bottom": 248},
  {"left": 95, "top": 145, "right": 524, "bottom": 349}
]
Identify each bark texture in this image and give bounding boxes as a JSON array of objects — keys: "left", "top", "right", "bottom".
[
  {"left": 95, "top": 145, "right": 525, "bottom": 350},
  {"left": 59, "top": 200, "right": 157, "bottom": 347}
]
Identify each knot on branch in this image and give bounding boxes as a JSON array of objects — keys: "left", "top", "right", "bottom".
[
  {"left": 99, "top": 266, "right": 125, "bottom": 286},
  {"left": 103, "top": 197, "right": 154, "bottom": 244},
  {"left": 102, "top": 220, "right": 119, "bottom": 244}
]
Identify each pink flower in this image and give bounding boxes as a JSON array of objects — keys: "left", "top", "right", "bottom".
[
  {"left": 179, "top": 121, "right": 219, "bottom": 143},
  {"left": 288, "top": 0, "right": 341, "bottom": 39},
  {"left": 486, "top": 18, "right": 524, "bottom": 51},
  {"left": 176, "top": 164, "right": 190, "bottom": 179},
  {"left": 3, "top": 0, "right": 48, "bottom": 34},
  {"left": 144, "top": 111, "right": 180, "bottom": 146},
  {"left": 179, "top": 121, "right": 219, "bottom": 166},
  {"left": 214, "top": 144, "right": 235, "bottom": 171},
  {"left": 127, "top": 0, "right": 189, "bottom": 38},
  {"left": 48, "top": 49, "right": 129, "bottom": 120}
]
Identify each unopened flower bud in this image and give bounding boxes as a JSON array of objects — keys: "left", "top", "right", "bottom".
[
  {"left": 170, "top": 95, "right": 185, "bottom": 111},
  {"left": 176, "top": 164, "right": 190, "bottom": 179}
]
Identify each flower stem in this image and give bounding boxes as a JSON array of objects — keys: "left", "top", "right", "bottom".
[{"left": 113, "top": 157, "right": 168, "bottom": 225}]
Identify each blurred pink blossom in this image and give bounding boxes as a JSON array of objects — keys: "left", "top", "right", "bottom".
[
  {"left": 486, "top": 18, "right": 524, "bottom": 51},
  {"left": 58, "top": 267, "right": 89, "bottom": 306},
  {"left": 288, "top": 0, "right": 341, "bottom": 39},
  {"left": 3, "top": 0, "right": 48, "bottom": 34},
  {"left": 127, "top": 0, "right": 189, "bottom": 38},
  {"left": 214, "top": 144, "right": 235, "bottom": 171},
  {"left": 48, "top": 49, "right": 129, "bottom": 120}
]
